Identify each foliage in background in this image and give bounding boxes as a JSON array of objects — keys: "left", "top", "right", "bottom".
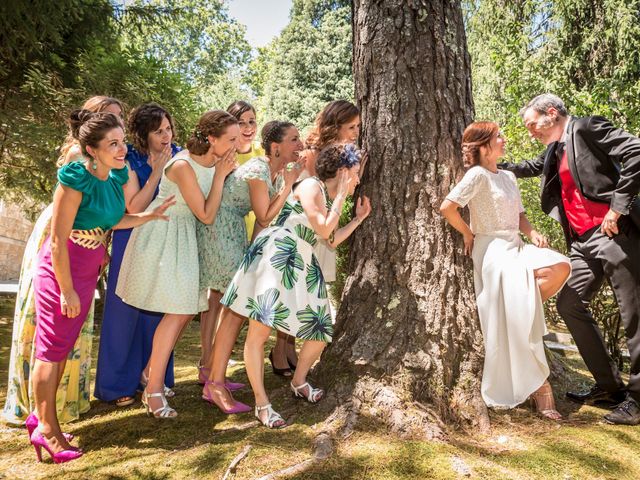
[
  {"left": 0, "top": 0, "right": 248, "bottom": 218},
  {"left": 250, "top": 0, "right": 353, "bottom": 131}
]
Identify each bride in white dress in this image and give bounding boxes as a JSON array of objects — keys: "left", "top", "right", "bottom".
[{"left": 440, "top": 121, "right": 571, "bottom": 420}]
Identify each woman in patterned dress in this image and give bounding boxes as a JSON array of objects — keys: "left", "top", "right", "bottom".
[
  {"left": 2, "top": 96, "right": 124, "bottom": 428},
  {"left": 116, "top": 110, "right": 238, "bottom": 418},
  {"left": 440, "top": 122, "right": 571, "bottom": 420},
  {"left": 271, "top": 100, "right": 362, "bottom": 373},
  {"left": 217, "top": 144, "right": 372, "bottom": 427},
  {"left": 199, "top": 121, "right": 304, "bottom": 404},
  {"left": 196, "top": 101, "right": 266, "bottom": 384}
]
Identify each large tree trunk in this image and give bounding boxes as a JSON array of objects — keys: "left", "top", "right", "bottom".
[{"left": 318, "top": 0, "right": 487, "bottom": 439}]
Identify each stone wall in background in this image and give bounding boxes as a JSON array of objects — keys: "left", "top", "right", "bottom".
[{"left": 0, "top": 200, "right": 33, "bottom": 281}]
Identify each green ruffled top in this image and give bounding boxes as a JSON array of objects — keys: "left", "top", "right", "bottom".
[{"left": 57, "top": 161, "right": 128, "bottom": 230}]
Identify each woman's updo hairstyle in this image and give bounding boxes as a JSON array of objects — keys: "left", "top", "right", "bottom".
[
  {"left": 67, "top": 109, "right": 124, "bottom": 158},
  {"left": 128, "top": 102, "right": 175, "bottom": 154},
  {"left": 306, "top": 100, "right": 359, "bottom": 151},
  {"left": 461, "top": 121, "right": 499, "bottom": 168},
  {"left": 261, "top": 121, "right": 295, "bottom": 155},
  {"left": 315, "top": 143, "right": 361, "bottom": 182},
  {"left": 187, "top": 110, "right": 238, "bottom": 155}
]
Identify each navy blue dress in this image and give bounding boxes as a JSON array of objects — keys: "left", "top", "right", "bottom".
[{"left": 94, "top": 144, "right": 180, "bottom": 401}]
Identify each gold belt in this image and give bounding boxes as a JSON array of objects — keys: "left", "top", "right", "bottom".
[{"left": 69, "top": 227, "right": 110, "bottom": 249}]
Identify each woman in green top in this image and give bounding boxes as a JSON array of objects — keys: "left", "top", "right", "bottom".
[{"left": 29, "top": 110, "right": 173, "bottom": 463}]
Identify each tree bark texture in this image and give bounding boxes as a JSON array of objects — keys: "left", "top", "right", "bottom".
[{"left": 318, "top": 0, "right": 487, "bottom": 438}]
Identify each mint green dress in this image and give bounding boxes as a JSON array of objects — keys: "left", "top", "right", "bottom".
[
  {"left": 197, "top": 156, "right": 279, "bottom": 292},
  {"left": 116, "top": 151, "right": 213, "bottom": 314}
]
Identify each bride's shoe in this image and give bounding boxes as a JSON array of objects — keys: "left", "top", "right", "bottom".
[
  {"left": 142, "top": 390, "right": 177, "bottom": 419},
  {"left": 530, "top": 381, "right": 562, "bottom": 421},
  {"left": 255, "top": 403, "right": 286, "bottom": 429}
]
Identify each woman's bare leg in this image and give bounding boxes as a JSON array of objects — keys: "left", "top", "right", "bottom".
[
  {"left": 32, "top": 359, "right": 72, "bottom": 451},
  {"left": 535, "top": 262, "right": 572, "bottom": 302},
  {"left": 199, "top": 290, "right": 223, "bottom": 368}
]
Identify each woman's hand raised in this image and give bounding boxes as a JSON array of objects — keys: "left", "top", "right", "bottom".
[
  {"left": 149, "top": 144, "right": 173, "bottom": 175},
  {"left": 214, "top": 148, "right": 238, "bottom": 178},
  {"left": 355, "top": 195, "right": 371, "bottom": 223}
]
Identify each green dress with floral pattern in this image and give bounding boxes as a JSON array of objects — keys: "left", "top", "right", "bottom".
[
  {"left": 197, "top": 156, "right": 279, "bottom": 292},
  {"left": 221, "top": 177, "right": 334, "bottom": 342}
]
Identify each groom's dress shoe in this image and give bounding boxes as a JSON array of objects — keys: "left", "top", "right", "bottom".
[
  {"left": 604, "top": 397, "right": 640, "bottom": 425},
  {"left": 565, "top": 385, "right": 626, "bottom": 406}
]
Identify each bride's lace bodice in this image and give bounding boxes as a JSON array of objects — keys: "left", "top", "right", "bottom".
[{"left": 446, "top": 166, "right": 524, "bottom": 234}]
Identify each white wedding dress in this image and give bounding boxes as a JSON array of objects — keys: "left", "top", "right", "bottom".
[{"left": 447, "top": 166, "right": 570, "bottom": 408}]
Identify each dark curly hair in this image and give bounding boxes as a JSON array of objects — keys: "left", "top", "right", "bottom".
[
  {"left": 127, "top": 103, "right": 175, "bottom": 154},
  {"left": 315, "top": 143, "right": 361, "bottom": 182},
  {"left": 67, "top": 109, "right": 124, "bottom": 158},
  {"left": 261, "top": 120, "right": 295, "bottom": 155}
]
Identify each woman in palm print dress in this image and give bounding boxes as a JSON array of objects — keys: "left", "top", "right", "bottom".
[{"left": 220, "top": 143, "right": 372, "bottom": 428}]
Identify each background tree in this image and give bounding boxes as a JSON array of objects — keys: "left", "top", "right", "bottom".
[
  {"left": 252, "top": 0, "right": 353, "bottom": 129},
  {"left": 317, "top": 0, "right": 486, "bottom": 437},
  {"left": 0, "top": 0, "right": 249, "bottom": 218}
]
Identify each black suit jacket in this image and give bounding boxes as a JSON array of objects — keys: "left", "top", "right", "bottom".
[{"left": 499, "top": 116, "right": 640, "bottom": 245}]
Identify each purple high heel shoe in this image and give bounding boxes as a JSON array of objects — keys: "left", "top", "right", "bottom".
[
  {"left": 202, "top": 380, "right": 251, "bottom": 414},
  {"left": 197, "top": 365, "right": 245, "bottom": 391},
  {"left": 30, "top": 428, "right": 83, "bottom": 464},
  {"left": 25, "top": 412, "right": 74, "bottom": 442}
]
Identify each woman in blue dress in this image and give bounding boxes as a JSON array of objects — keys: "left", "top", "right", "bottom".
[{"left": 94, "top": 103, "right": 180, "bottom": 407}]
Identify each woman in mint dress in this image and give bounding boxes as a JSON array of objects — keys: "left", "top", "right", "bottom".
[
  {"left": 196, "top": 101, "right": 265, "bottom": 383},
  {"left": 217, "top": 144, "right": 371, "bottom": 428},
  {"left": 116, "top": 110, "right": 239, "bottom": 418}
]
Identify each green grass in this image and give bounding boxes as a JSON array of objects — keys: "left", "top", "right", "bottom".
[{"left": 1, "top": 294, "right": 640, "bottom": 479}]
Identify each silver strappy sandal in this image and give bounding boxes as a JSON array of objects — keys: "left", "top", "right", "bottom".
[
  {"left": 290, "top": 381, "right": 324, "bottom": 403},
  {"left": 142, "top": 391, "right": 177, "bottom": 419},
  {"left": 255, "top": 403, "right": 286, "bottom": 429}
]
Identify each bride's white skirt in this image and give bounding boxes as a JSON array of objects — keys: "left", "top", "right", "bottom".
[{"left": 471, "top": 230, "right": 570, "bottom": 408}]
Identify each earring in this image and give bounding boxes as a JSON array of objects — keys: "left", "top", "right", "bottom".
[
  {"left": 92, "top": 159, "right": 98, "bottom": 170},
  {"left": 275, "top": 150, "right": 280, "bottom": 158}
]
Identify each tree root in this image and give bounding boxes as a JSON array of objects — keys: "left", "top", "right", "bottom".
[
  {"left": 221, "top": 444, "right": 252, "bottom": 480},
  {"left": 255, "top": 432, "right": 333, "bottom": 480}
]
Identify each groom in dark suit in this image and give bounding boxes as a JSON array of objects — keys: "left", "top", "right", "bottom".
[{"left": 499, "top": 93, "right": 640, "bottom": 425}]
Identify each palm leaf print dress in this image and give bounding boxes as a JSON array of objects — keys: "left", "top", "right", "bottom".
[{"left": 221, "top": 178, "right": 333, "bottom": 342}]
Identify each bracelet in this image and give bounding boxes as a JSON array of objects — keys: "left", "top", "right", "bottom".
[{"left": 330, "top": 204, "right": 342, "bottom": 215}]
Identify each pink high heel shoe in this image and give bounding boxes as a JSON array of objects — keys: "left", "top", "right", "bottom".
[
  {"left": 25, "top": 412, "right": 74, "bottom": 442},
  {"left": 30, "top": 428, "right": 83, "bottom": 464},
  {"left": 197, "top": 365, "right": 245, "bottom": 391},
  {"left": 202, "top": 380, "right": 251, "bottom": 414}
]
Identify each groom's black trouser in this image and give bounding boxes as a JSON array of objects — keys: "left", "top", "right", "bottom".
[{"left": 556, "top": 219, "right": 640, "bottom": 401}]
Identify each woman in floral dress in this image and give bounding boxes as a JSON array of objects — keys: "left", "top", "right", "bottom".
[{"left": 218, "top": 144, "right": 371, "bottom": 427}]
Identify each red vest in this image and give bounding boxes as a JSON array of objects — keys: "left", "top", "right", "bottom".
[{"left": 558, "top": 150, "right": 609, "bottom": 235}]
